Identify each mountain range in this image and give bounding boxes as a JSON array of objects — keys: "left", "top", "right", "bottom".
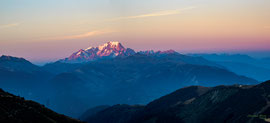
[
  {"left": 0, "top": 41, "right": 261, "bottom": 118},
  {"left": 51, "top": 53, "right": 258, "bottom": 116},
  {"left": 59, "top": 41, "right": 221, "bottom": 68},
  {"left": 81, "top": 80, "right": 270, "bottom": 123}
]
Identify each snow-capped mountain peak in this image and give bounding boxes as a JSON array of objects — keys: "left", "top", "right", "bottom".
[
  {"left": 60, "top": 41, "right": 179, "bottom": 63},
  {"left": 85, "top": 47, "right": 94, "bottom": 51},
  {"left": 97, "top": 41, "right": 122, "bottom": 50},
  {"left": 61, "top": 41, "right": 135, "bottom": 63}
]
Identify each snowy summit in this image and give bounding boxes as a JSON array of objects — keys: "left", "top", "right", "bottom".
[{"left": 61, "top": 41, "right": 136, "bottom": 63}]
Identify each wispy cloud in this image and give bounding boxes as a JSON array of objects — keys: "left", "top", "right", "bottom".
[
  {"left": 41, "top": 30, "right": 115, "bottom": 41},
  {"left": 110, "top": 6, "right": 196, "bottom": 21},
  {"left": 0, "top": 23, "right": 20, "bottom": 29}
]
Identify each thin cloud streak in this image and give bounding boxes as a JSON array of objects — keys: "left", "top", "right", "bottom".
[
  {"left": 110, "top": 6, "right": 196, "bottom": 21},
  {"left": 0, "top": 23, "right": 20, "bottom": 29},
  {"left": 41, "top": 30, "right": 115, "bottom": 41}
]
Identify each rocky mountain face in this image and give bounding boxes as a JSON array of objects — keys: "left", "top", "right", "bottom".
[
  {"left": 83, "top": 80, "right": 270, "bottom": 123},
  {"left": 0, "top": 88, "right": 82, "bottom": 123},
  {"left": 60, "top": 41, "right": 136, "bottom": 63}
]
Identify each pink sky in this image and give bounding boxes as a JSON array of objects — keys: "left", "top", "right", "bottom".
[{"left": 0, "top": 0, "right": 269, "bottom": 63}]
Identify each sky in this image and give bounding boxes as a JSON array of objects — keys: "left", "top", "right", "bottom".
[{"left": 0, "top": 0, "right": 270, "bottom": 64}]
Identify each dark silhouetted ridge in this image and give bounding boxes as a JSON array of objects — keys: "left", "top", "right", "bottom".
[
  {"left": 83, "top": 80, "right": 270, "bottom": 123},
  {"left": 0, "top": 88, "right": 82, "bottom": 123}
]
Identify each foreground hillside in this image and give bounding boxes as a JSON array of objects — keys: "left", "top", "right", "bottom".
[
  {"left": 0, "top": 88, "right": 82, "bottom": 123},
  {"left": 83, "top": 80, "right": 270, "bottom": 123}
]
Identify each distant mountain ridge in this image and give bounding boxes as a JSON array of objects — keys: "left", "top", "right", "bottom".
[
  {"left": 189, "top": 54, "right": 270, "bottom": 81},
  {"left": 217, "top": 61, "right": 270, "bottom": 81},
  {"left": 0, "top": 55, "right": 53, "bottom": 90},
  {"left": 0, "top": 55, "right": 40, "bottom": 72},
  {"left": 190, "top": 53, "right": 270, "bottom": 69},
  {"left": 138, "top": 49, "right": 178, "bottom": 55}
]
